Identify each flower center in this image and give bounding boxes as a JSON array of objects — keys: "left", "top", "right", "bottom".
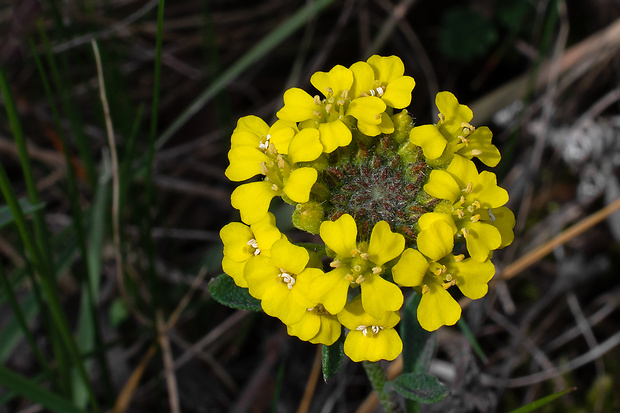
[
  {"left": 278, "top": 269, "right": 296, "bottom": 289},
  {"left": 247, "top": 238, "right": 260, "bottom": 255},
  {"left": 319, "top": 135, "right": 438, "bottom": 241},
  {"left": 356, "top": 325, "right": 382, "bottom": 337}
]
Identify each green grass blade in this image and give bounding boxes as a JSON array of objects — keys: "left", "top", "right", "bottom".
[
  {"left": 0, "top": 365, "right": 86, "bottom": 413},
  {"left": 457, "top": 318, "right": 488, "bottom": 364},
  {"left": 0, "top": 287, "right": 40, "bottom": 364},
  {"left": 0, "top": 199, "right": 45, "bottom": 227},
  {"left": 155, "top": 0, "right": 335, "bottom": 150},
  {"left": 507, "top": 387, "right": 576, "bottom": 413}
]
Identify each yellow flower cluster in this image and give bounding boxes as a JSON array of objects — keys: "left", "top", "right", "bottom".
[{"left": 220, "top": 55, "right": 514, "bottom": 362}]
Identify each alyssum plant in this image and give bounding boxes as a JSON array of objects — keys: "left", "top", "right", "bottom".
[{"left": 210, "top": 55, "right": 514, "bottom": 411}]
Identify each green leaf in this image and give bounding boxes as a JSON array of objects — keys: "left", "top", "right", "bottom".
[
  {"left": 208, "top": 274, "right": 262, "bottom": 311},
  {"left": 0, "top": 364, "right": 86, "bottom": 413},
  {"left": 322, "top": 332, "right": 345, "bottom": 382},
  {"left": 0, "top": 199, "right": 45, "bottom": 227},
  {"left": 507, "top": 387, "right": 576, "bottom": 413},
  {"left": 385, "top": 372, "right": 449, "bottom": 404},
  {"left": 400, "top": 292, "right": 435, "bottom": 374}
]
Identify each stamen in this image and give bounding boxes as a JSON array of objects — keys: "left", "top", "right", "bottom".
[
  {"left": 247, "top": 239, "right": 261, "bottom": 255},
  {"left": 458, "top": 136, "right": 470, "bottom": 146},
  {"left": 325, "top": 103, "right": 333, "bottom": 113},
  {"left": 345, "top": 274, "right": 355, "bottom": 282},
  {"left": 330, "top": 260, "right": 341, "bottom": 268},
  {"left": 438, "top": 113, "right": 445, "bottom": 123},
  {"left": 372, "top": 266, "right": 382, "bottom": 275},
  {"left": 271, "top": 184, "right": 279, "bottom": 191},
  {"left": 371, "top": 325, "right": 382, "bottom": 334},
  {"left": 314, "top": 95, "right": 322, "bottom": 105},
  {"left": 355, "top": 275, "right": 365, "bottom": 284},
  {"left": 326, "top": 87, "right": 334, "bottom": 95},
  {"left": 313, "top": 110, "right": 322, "bottom": 118},
  {"left": 279, "top": 271, "right": 296, "bottom": 289},
  {"left": 422, "top": 284, "right": 430, "bottom": 294},
  {"left": 461, "top": 122, "right": 475, "bottom": 133},
  {"left": 376, "top": 87, "right": 384, "bottom": 97},
  {"left": 433, "top": 265, "right": 446, "bottom": 276},
  {"left": 369, "top": 89, "right": 376, "bottom": 96},
  {"left": 336, "top": 99, "right": 345, "bottom": 106},
  {"left": 454, "top": 254, "right": 465, "bottom": 262},
  {"left": 350, "top": 248, "right": 360, "bottom": 257},
  {"left": 472, "top": 200, "right": 481, "bottom": 209},
  {"left": 465, "top": 182, "right": 473, "bottom": 193},
  {"left": 471, "top": 149, "right": 483, "bottom": 156},
  {"left": 361, "top": 92, "right": 369, "bottom": 97},
  {"left": 276, "top": 154, "right": 285, "bottom": 169},
  {"left": 457, "top": 209, "right": 465, "bottom": 219},
  {"left": 488, "top": 208, "right": 496, "bottom": 222},
  {"left": 341, "top": 89, "right": 349, "bottom": 99},
  {"left": 461, "top": 228, "right": 469, "bottom": 238},
  {"left": 260, "top": 162, "right": 269, "bottom": 175},
  {"left": 459, "top": 195, "right": 466, "bottom": 204},
  {"left": 360, "top": 252, "right": 369, "bottom": 260},
  {"left": 471, "top": 214, "right": 481, "bottom": 223}
]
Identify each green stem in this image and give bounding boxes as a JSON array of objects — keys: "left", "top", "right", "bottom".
[{"left": 362, "top": 361, "right": 396, "bottom": 413}]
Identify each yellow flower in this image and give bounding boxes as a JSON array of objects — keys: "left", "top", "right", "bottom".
[
  {"left": 311, "top": 214, "right": 404, "bottom": 319},
  {"left": 226, "top": 116, "right": 296, "bottom": 181},
  {"left": 276, "top": 64, "right": 386, "bottom": 151},
  {"left": 337, "top": 298, "right": 402, "bottom": 362},
  {"left": 409, "top": 91, "right": 500, "bottom": 166},
  {"left": 422, "top": 155, "right": 512, "bottom": 261},
  {"left": 392, "top": 220, "right": 495, "bottom": 331},
  {"left": 244, "top": 238, "right": 323, "bottom": 326},
  {"left": 230, "top": 167, "right": 318, "bottom": 225},
  {"left": 287, "top": 304, "right": 342, "bottom": 345},
  {"left": 349, "top": 55, "right": 415, "bottom": 136},
  {"left": 220, "top": 213, "right": 283, "bottom": 287}
]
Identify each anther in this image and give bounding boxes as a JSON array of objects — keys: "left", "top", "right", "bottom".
[
  {"left": 336, "top": 99, "right": 345, "bottom": 106},
  {"left": 355, "top": 275, "right": 365, "bottom": 284},
  {"left": 471, "top": 149, "right": 483, "bottom": 156},
  {"left": 279, "top": 272, "right": 296, "bottom": 289},
  {"left": 458, "top": 136, "right": 470, "bottom": 146},
  {"left": 330, "top": 260, "right": 341, "bottom": 268},
  {"left": 360, "top": 252, "right": 369, "bottom": 260},
  {"left": 465, "top": 182, "right": 473, "bottom": 193},
  {"left": 461, "top": 228, "right": 469, "bottom": 238},
  {"left": 276, "top": 154, "right": 285, "bottom": 169},
  {"left": 271, "top": 184, "right": 279, "bottom": 191},
  {"left": 325, "top": 103, "right": 333, "bottom": 113},
  {"left": 247, "top": 239, "right": 261, "bottom": 255},
  {"left": 457, "top": 209, "right": 465, "bottom": 219},
  {"left": 471, "top": 214, "right": 481, "bottom": 223},
  {"left": 260, "top": 162, "right": 269, "bottom": 175},
  {"left": 454, "top": 254, "right": 465, "bottom": 262},
  {"left": 433, "top": 265, "right": 447, "bottom": 276},
  {"left": 314, "top": 95, "right": 321, "bottom": 105},
  {"left": 341, "top": 89, "right": 349, "bottom": 99},
  {"left": 459, "top": 195, "right": 466, "bottom": 204},
  {"left": 372, "top": 267, "right": 382, "bottom": 275},
  {"left": 438, "top": 113, "right": 445, "bottom": 123},
  {"left": 422, "top": 284, "right": 430, "bottom": 294},
  {"left": 345, "top": 274, "right": 355, "bottom": 282},
  {"left": 461, "top": 122, "right": 475, "bottom": 133},
  {"left": 472, "top": 200, "right": 481, "bottom": 209},
  {"left": 313, "top": 110, "right": 322, "bottom": 118},
  {"left": 325, "top": 87, "right": 334, "bottom": 95},
  {"left": 369, "top": 89, "right": 376, "bottom": 96},
  {"left": 376, "top": 87, "right": 384, "bottom": 97},
  {"left": 350, "top": 248, "right": 360, "bottom": 257}
]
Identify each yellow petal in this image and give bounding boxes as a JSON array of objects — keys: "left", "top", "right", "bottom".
[
  {"left": 347, "top": 96, "right": 386, "bottom": 125},
  {"left": 349, "top": 61, "right": 375, "bottom": 98},
  {"left": 318, "top": 119, "right": 352, "bottom": 153},
  {"left": 319, "top": 213, "right": 358, "bottom": 258},
  {"left": 230, "top": 181, "right": 276, "bottom": 225},
  {"left": 261, "top": 286, "right": 307, "bottom": 326},
  {"left": 458, "top": 126, "right": 501, "bottom": 167},
  {"left": 417, "top": 280, "right": 461, "bottom": 331},
  {"left": 367, "top": 55, "right": 405, "bottom": 84},
  {"left": 447, "top": 256, "right": 495, "bottom": 299},
  {"left": 288, "top": 128, "right": 323, "bottom": 164},
  {"left": 360, "top": 274, "right": 404, "bottom": 319},
  {"left": 220, "top": 222, "right": 254, "bottom": 261},
  {"left": 382, "top": 76, "right": 415, "bottom": 109},
  {"left": 418, "top": 213, "right": 457, "bottom": 233},
  {"left": 282, "top": 167, "right": 318, "bottom": 203},
  {"left": 287, "top": 311, "right": 321, "bottom": 341},
  {"left": 277, "top": 87, "right": 317, "bottom": 122},
  {"left": 225, "top": 146, "right": 270, "bottom": 181},
  {"left": 418, "top": 220, "right": 454, "bottom": 261},
  {"left": 270, "top": 238, "right": 309, "bottom": 275},
  {"left": 221, "top": 257, "right": 248, "bottom": 288},
  {"left": 367, "top": 221, "right": 405, "bottom": 266},
  {"left": 410, "top": 124, "right": 447, "bottom": 159},
  {"left": 392, "top": 248, "right": 428, "bottom": 287},
  {"left": 309, "top": 314, "right": 341, "bottom": 345},
  {"left": 461, "top": 221, "right": 502, "bottom": 262},
  {"left": 310, "top": 267, "right": 351, "bottom": 315},
  {"left": 310, "top": 65, "right": 354, "bottom": 97},
  {"left": 489, "top": 206, "right": 515, "bottom": 248},
  {"left": 343, "top": 328, "right": 402, "bottom": 362},
  {"left": 424, "top": 170, "right": 461, "bottom": 203}
]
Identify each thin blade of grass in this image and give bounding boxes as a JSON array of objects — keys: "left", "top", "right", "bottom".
[
  {"left": 0, "top": 199, "right": 44, "bottom": 227},
  {"left": 507, "top": 387, "right": 576, "bottom": 413},
  {"left": 0, "top": 70, "right": 100, "bottom": 413},
  {"left": 0, "top": 364, "right": 86, "bottom": 413},
  {"left": 155, "top": 0, "right": 335, "bottom": 150}
]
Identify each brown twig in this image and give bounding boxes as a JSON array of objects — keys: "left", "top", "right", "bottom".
[{"left": 296, "top": 345, "right": 322, "bottom": 413}]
